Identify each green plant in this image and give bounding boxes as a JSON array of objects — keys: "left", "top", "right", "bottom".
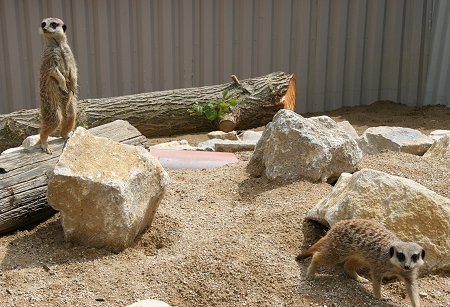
[{"left": 191, "top": 90, "right": 238, "bottom": 121}]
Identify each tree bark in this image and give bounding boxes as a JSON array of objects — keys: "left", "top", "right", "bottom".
[
  {"left": 0, "top": 72, "right": 296, "bottom": 152},
  {"left": 0, "top": 120, "right": 147, "bottom": 235}
]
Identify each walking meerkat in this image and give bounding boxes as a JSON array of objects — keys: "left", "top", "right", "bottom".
[
  {"left": 37, "top": 17, "right": 77, "bottom": 154},
  {"left": 296, "top": 219, "right": 425, "bottom": 307}
]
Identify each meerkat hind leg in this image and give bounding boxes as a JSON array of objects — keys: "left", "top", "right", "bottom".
[
  {"left": 39, "top": 107, "right": 60, "bottom": 154},
  {"left": 39, "top": 126, "right": 56, "bottom": 154},
  {"left": 60, "top": 93, "right": 76, "bottom": 139},
  {"left": 344, "top": 258, "right": 370, "bottom": 283}
]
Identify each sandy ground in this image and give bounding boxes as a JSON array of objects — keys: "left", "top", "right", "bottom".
[{"left": 0, "top": 101, "right": 449, "bottom": 307}]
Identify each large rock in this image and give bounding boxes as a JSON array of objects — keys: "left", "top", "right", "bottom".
[
  {"left": 357, "top": 126, "right": 434, "bottom": 155},
  {"left": 247, "top": 110, "right": 362, "bottom": 182},
  {"left": 307, "top": 168, "right": 450, "bottom": 273},
  {"left": 424, "top": 135, "right": 450, "bottom": 158},
  {"left": 48, "top": 127, "right": 170, "bottom": 252}
]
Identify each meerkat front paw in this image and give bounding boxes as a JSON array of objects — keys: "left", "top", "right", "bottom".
[{"left": 59, "top": 82, "right": 69, "bottom": 94}]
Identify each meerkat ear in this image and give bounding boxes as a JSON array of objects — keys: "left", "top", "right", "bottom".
[
  {"left": 421, "top": 249, "right": 425, "bottom": 259},
  {"left": 389, "top": 246, "right": 395, "bottom": 258},
  {"left": 62, "top": 24, "right": 67, "bottom": 32}
]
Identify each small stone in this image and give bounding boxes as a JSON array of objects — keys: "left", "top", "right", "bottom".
[
  {"left": 419, "top": 292, "right": 428, "bottom": 298},
  {"left": 207, "top": 131, "right": 239, "bottom": 140}
]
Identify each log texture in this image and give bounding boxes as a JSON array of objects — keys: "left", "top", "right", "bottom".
[
  {"left": 0, "top": 120, "right": 147, "bottom": 235},
  {"left": 0, "top": 72, "right": 296, "bottom": 152}
]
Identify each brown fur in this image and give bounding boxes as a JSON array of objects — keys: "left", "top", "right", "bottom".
[
  {"left": 38, "top": 17, "right": 77, "bottom": 153},
  {"left": 296, "top": 219, "right": 425, "bottom": 307}
]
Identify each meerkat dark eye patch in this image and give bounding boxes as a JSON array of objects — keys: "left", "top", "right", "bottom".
[
  {"left": 421, "top": 249, "right": 425, "bottom": 259},
  {"left": 62, "top": 24, "right": 67, "bottom": 32},
  {"left": 50, "top": 22, "right": 58, "bottom": 29},
  {"left": 41, "top": 22, "right": 46, "bottom": 28},
  {"left": 411, "top": 254, "right": 419, "bottom": 262},
  {"left": 397, "top": 252, "right": 405, "bottom": 262}
]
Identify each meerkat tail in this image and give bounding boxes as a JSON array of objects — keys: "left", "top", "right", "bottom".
[{"left": 295, "top": 238, "right": 325, "bottom": 261}]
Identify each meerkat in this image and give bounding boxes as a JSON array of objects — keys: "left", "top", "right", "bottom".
[
  {"left": 37, "top": 17, "right": 77, "bottom": 154},
  {"left": 296, "top": 219, "right": 425, "bottom": 307}
]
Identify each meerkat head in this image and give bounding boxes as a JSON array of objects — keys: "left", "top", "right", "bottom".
[
  {"left": 39, "top": 17, "right": 67, "bottom": 42},
  {"left": 389, "top": 241, "right": 425, "bottom": 271}
]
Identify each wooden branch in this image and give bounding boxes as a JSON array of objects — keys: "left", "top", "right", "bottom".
[
  {"left": 0, "top": 72, "right": 296, "bottom": 152},
  {"left": 0, "top": 120, "right": 147, "bottom": 235}
]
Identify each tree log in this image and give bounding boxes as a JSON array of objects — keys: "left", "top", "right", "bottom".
[
  {"left": 0, "top": 120, "right": 147, "bottom": 235},
  {"left": 0, "top": 72, "right": 296, "bottom": 152}
]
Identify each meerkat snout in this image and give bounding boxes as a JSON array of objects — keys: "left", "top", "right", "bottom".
[{"left": 389, "top": 243, "right": 425, "bottom": 271}]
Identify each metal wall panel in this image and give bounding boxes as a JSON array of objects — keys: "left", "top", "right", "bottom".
[{"left": 0, "top": 0, "right": 448, "bottom": 115}]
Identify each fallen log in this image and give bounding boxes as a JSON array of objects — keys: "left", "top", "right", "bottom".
[
  {"left": 0, "top": 72, "right": 296, "bottom": 152},
  {"left": 0, "top": 120, "right": 147, "bottom": 235}
]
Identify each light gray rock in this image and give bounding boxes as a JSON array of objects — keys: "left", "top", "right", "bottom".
[
  {"left": 151, "top": 140, "right": 197, "bottom": 151},
  {"left": 247, "top": 110, "right": 362, "bottom": 182},
  {"left": 1, "top": 134, "right": 57, "bottom": 155},
  {"left": 357, "top": 126, "right": 434, "bottom": 155},
  {"left": 207, "top": 131, "right": 239, "bottom": 140},
  {"left": 429, "top": 129, "right": 450, "bottom": 141},
  {"left": 198, "top": 131, "right": 262, "bottom": 153},
  {"left": 48, "top": 127, "right": 170, "bottom": 252},
  {"left": 423, "top": 135, "right": 450, "bottom": 158},
  {"left": 307, "top": 168, "right": 450, "bottom": 273}
]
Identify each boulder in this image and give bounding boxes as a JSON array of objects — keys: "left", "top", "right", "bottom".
[
  {"left": 247, "top": 110, "right": 362, "bottom": 182},
  {"left": 423, "top": 135, "right": 450, "bottom": 158},
  {"left": 307, "top": 168, "right": 450, "bottom": 273},
  {"left": 48, "top": 127, "right": 170, "bottom": 252},
  {"left": 357, "top": 126, "right": 434, "bottom": 155}
]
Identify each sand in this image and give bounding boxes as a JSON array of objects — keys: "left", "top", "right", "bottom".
[{"left": 0, "top": 101, "right": 449, "bottom": 306}]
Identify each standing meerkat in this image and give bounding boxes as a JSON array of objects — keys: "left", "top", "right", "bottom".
[
  {"left": 38, "top": 17, "right": 77, "bottom": 154},
  {"left": 296, "top": 219, "right": 425, "bottom": 307}
]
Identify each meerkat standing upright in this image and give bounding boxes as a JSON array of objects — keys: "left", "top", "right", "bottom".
[
  {"left": 296, "top": 219, "right": 425, "bottom": 307},
  {"left": 38, "top": 17, "right": 77, "bottom": 154}
]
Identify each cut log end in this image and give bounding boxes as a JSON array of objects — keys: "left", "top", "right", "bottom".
[
  {"left": 280, "top": 75, "right": 296, "bottom": 111},
  {"left": 219, "top": 113, "right": 237, "bottom": 132}
]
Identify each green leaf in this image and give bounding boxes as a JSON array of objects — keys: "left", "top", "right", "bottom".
[
  {"left": 218, "top": 101, "right": 228, "bottom": 108},
  {"left": 205, "top": 108, "right": 218, "bottom": 121},
  {"left": 192, "top": 103, "right": 204, "bottom": 115},
  {"left": 229, "top": 99, "right": 237, "bottom": 107},
  {"left": 222, "top": 89, "right": 229, "bottom": 99}
]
